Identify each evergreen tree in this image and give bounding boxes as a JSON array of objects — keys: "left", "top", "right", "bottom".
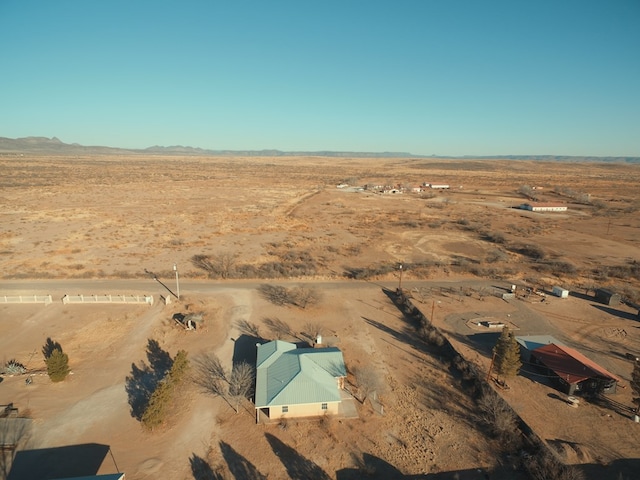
[
  {"left": 45, "top": 348, "right": 70, "bottom": 382},
  {"left": 492, "top": 326, "right": 522, "bottom": 385},
  {"left": 630, "top": 360, "right": 640, "bottom": 414}
]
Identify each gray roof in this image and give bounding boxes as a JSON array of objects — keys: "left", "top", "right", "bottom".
[
  {"left": 255, "top": 340, "right": 346, "bottom": 408},
  {"left": 515, "top": 335, "right": 566, "bottom": 352}
]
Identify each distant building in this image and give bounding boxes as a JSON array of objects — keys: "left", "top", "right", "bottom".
[
  {"left": 517, "top": 337, "right": 620, "bottom": 395},
  {"left": 594, "top": 288, "right": 621, "bottom": 306},
  {"left": 551, "top": 286, "right": 569, "bottom": 298},
  {"left": 423, "top": 182, "right": 449, "bottom": 189},
  {"left": 520, "top": 202, "right": 567, "bottom": 212}
]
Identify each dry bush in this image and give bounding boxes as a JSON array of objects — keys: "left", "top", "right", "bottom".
[
  {"left": 485, "top": 249, "right": 509, "bottom": 263},
  {"left": 476, "top": 386, "right": 518, "bottom": 445},
  {"left": 524, "top": 450, "right": 585, "bottom": 480},
  {"left": 509, "top": 242, "right": 547, "bottom": 260}
]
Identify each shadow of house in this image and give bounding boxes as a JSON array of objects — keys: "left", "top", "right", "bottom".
[
  {"left": 591, "top": 304, "right": 639, "bottom": 321},
  {"left": 219, "top": 441, "right": 266, "bottom": 480},
  {"left": 7, "top": 443, "right": 111, "bottom": 480},
  {"left": 264, "top": 433, "right": 330, "bottom": 480},
  {"left": 125, "top": 339, "right": 173, "bottom": 420},
  {"left": 0, "top": 418, "right": 32, "bottom": 480},
  {"left": 232, "top": 334, "right": 261, "bottom": 366},
  {"left": 579, "top": 456, "right": 640, "bottom": 479}
]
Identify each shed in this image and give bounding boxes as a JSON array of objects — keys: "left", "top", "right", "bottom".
[
  {"left": 595, "top": 288, "right": 621, "bottom": 306},
  {"left": 552, "top": 286, "right": 569, "bottom": 298}
]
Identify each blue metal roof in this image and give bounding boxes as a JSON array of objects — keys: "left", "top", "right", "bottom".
[{"left": 255, "top": 341, "right": 346, "bottom": 408}]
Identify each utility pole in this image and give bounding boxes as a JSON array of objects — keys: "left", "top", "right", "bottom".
[
  {"left": 486, "top": 351, "right": 496, "bottom": 382},
  {"left": 173, "top": 263, "right": 180, "bottom": 300}
]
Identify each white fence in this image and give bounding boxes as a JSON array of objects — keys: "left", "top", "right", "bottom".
[
  {"left": 0, "top": 295, "right": 53, "bottom": 305},
  {"left": 62, "top": 294, "right": 153, "bottom": 305}
]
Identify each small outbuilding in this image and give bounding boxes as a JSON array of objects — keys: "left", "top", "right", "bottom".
[
  {"left": 552, "top": 286, "right": 569, "bottom": 298},
  {"left": 595, "top": 288, "right": 621, "bottom": 306}
]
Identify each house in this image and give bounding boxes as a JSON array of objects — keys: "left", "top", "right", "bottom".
[
  {"left": 519, "top": 202, "right": 567, "bottom": 212},
  {"left": 254, "top": 340, "right": 347, "bottom": 422},
  {"left": 595, "top": 288, "right": 621, "bottom": 306},
  {"left": 529, "top": 343, "right": 621, "bottom": 395}
]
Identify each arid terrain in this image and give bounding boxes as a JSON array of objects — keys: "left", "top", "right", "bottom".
[{"left": 1, "top": 155, "right": 639, "bottom": 479}]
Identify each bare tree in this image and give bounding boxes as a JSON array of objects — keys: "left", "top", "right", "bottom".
[
  {"left": 353, "top": 365, "right": 385, "bottom": 403},
  {"left": 193, "top": 353, "right": 255, "bottom": 414},
  {"left": 193, "top": 352, "right": 228, "bottom": 397},
  {"left": 228, "top": 361, "right": 255, "bottom": 413},
  {"left": 191, "top": 253, "right": 237, "bottom": 279},
  {"left": 291, "top": 285, "right": 321, "bottom": 309},
  {"left": 303, "top": 322, "right": 323, "bottom": 342},
  {"left": 258, "top": 284, "right": 289, "bottom": 306},
  {"left": 235, "top": 319, "right": 261, "bottom": 339},
  {"left": 263, "top": 317, "right": 293, "bottom": 340}
]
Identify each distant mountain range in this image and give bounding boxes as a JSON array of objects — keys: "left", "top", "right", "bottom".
[{"left": 1, "top": 136, "right": 638, "bottom": 163}]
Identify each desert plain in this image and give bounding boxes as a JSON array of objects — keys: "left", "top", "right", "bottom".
[{"left": 1, "top": 154, "right": 640, "bottom": 479}]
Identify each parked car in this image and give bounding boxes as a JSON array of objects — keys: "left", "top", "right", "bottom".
[{"left": 625, "top": 352, "right": 639, "bottom": 362}]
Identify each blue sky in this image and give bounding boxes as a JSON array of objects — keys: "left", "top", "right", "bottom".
[{"left": 1, "top": 1, "right": 639, "bottom": 156}]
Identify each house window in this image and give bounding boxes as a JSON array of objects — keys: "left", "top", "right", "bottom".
[
  {"left": 321, "top": 403, "right": 328, "bottom": 411},
  {"left": 282, "top": 406, "right": 288, "bottom": 413}
]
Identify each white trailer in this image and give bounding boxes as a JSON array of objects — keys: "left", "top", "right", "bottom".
[{"left": 552, "top": 286, "right": 569, "bottom": 298}]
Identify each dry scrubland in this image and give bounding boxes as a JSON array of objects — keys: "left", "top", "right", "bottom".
[{"left": 1, "top": 155, "right": 640, "bottom": 479}]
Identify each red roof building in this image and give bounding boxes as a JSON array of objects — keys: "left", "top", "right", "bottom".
[{"left": 531, "top": 343, "right": 620, "bottom": 395}]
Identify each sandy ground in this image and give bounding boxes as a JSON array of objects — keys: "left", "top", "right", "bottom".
[{"left": 1, "top": 155, "right": 640, "bottom": 479}]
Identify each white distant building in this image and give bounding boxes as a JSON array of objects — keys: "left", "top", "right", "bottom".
[
  {"left": 552, "top": 286, "right": 569, "bottom": 298},
  {"left": 520, "top": 202, "right": 567, "bottom": 212},
  {"left": 423, "top": 182, "right": 449, "bottom": 189}
]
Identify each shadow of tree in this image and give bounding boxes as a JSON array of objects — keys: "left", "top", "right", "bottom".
[
  {"left": 220, "top": 441, "right": 266, "bottom": 480},
  {"left": 125, "top": 339, "right": 173, "bottom": 420},
  {"left": 42, "top": 337, "right": 63, "bottom": 358},
  {"left": 336, "top": 452, "right": 405, "bottom": 479},
  {"left": 189, "top": 452, "right": 222, "bottom": 480},
  {"left": 264, "top": 433, "right": 330, "bottom": 480}
]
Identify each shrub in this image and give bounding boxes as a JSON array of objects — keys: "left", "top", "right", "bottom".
[
  {"left": 45, "top": 349, "right": 70, "bottom": 382},
  {"left": 3, "top": 359, "right": 26, "bottom": 375},
  {"left": 141, "top": 350, "right": 190, "bottom": 430}
]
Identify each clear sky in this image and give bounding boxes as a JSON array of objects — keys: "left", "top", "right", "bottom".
[{"left": 1, "top": 1, "right": 639, "bottom": 156}]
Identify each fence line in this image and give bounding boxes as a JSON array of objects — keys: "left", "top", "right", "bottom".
[
  {"left": 0, "top": 295, "right": 53, "bottom": 305},
  {"left": 62, "top": 294, "right": 153, "bottom": 305}
]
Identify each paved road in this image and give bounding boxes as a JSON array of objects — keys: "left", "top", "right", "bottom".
[{"left": 0, "top": 277, "right": 506, "bottom": 296}]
